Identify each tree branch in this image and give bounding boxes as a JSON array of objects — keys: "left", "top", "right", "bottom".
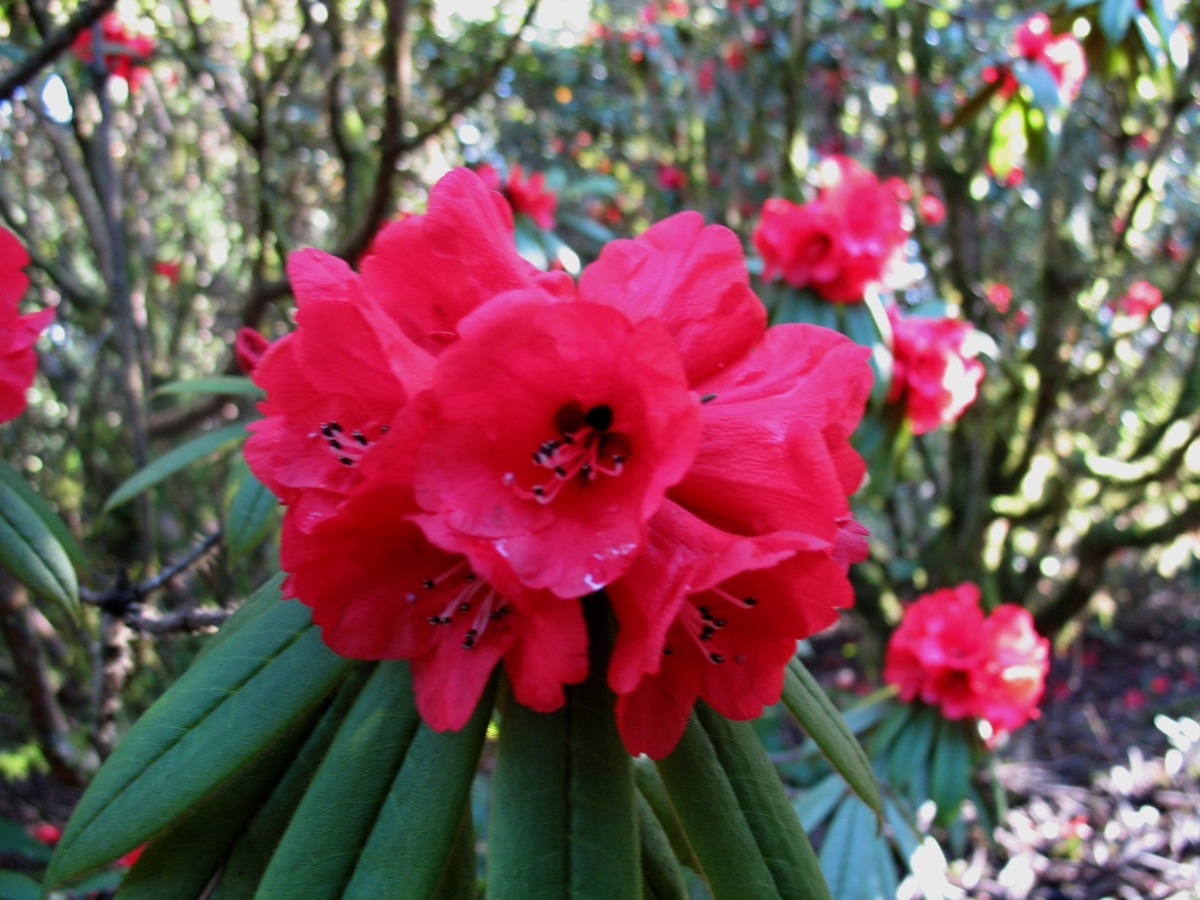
[{"left": 0, "top": 0, "right": 119, "bottom": 103}]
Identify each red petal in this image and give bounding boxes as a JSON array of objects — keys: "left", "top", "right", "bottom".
[{"left": 578, "top": 212, "right": 765, "bottom": 384}]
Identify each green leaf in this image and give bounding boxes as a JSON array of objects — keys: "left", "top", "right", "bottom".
[
  {"left": 633, "top": 759, "right": 697, "bottom": 872},
  {"left": 45, "top": 597, "right": 356, "bottom": 888},
  {"left": 488, "top": 598, "right": 638, "bottom": 900},
  {"left": 1099, "top": 0, "right": 1137, "bottom": 43},
  {"left": 0, "top": 870, "right": 41, "bottom": 900},
  {"left": 191, "top": 572, "right": 284, "bottom": 664},
  {"left": 655, "top": 712, "right": 798, "bottom": 899},
  {"left": 114, "top": 706, "right": 322, "bottom": 899},
  {"left": 930, "top": 717, "right": 974, "bottom": 827},
  {"left": 0, "top": 478, "right": 79, "bottom": 614},
  {"left": 887, "top": 703, "right": 937, "bottom": 790},
  {"left": 254, "top": 662, "right": 423, "bottom": 897},
  {"left": 988, "top": 101, "right": 1028, "bottom": 183},
  {"left": 342, "top": 677, "right": 495, "bottom": 900},
  {"left": 209, "top": 665, "right": 375, "bottom": 899},
  {"left": 0, "top": 460, "right": 86, "bottom": 571},
  {"left": 225, "top": 469, "right": 278, "bottom": 562},
  {"left": 783, "top": 659, "right": 882, "bottom": 818},
  {"left": 1014, "top": 60, "right": 1064, "bottom": 114},
  {"left": 866, "top": 699, "right": 913, "bottom": 757},
  {"left": 793, "top": 773, "right": 849, "bottom": 833},
  {"left": 432, "top": 808, "right": 478, "bottom": 900},
  {"left": 103, "top": 423, "right": 248, "bottom": 513},
  {"left": 637, "top": 791, "right": 689, "bottom": 900},
  {"left": 153, "top": 376, "right": 262, "bottom": 397},
  {"left": 816, "top": 794, "right": 885, "bottom": 900},
  {"left": 696, "top": 705, "right": 829, "bottom": 900}
]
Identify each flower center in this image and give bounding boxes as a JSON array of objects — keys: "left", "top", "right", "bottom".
[
  {"left": 661, "top": 587, "right": 758, "bottom": 665},
  {"left": 506, "top": 400, "right": 631, "bottom": 505},
  {"left": 314, "top": 419, "right": 390, "bottom": 467},
  {"left": 409, "top": 558, "right": 511, "bottom": 651}
]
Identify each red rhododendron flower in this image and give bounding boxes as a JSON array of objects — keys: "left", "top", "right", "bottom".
[
  {"left": 918, "top": 194, "right": 946, "bottom": 226},
  {"left": 117, "top": 844, "right": 146, "bottom": 867},
  {"left": 887, "top": 306, "right": 984, "bottom": 434},
  {"left": 71, "top": 14, "right": 154, "bottom": 89},
  {"left": 1115, "top": 280, "right": 1162, "bottom": 321},
  {"left": 988, "top": 13, "right": 1086, "bottom": 105},
  {"left": 474, "top": 162, "right": 557, "bottom": 230},
  {"left": 234, "top": 327, "right": 271, "bottom": 375},
  {"left": 0, "top": 227, "right": 55, "bottom": 424},
  {"left": 30, "top": 823, "right": 62, "bottom": 845},
  {"left": 986, "top": 282, "right": 1013, "bottom": 313},
  {"left": 753, "top": 157, "right": 908, "bottom": 302},
  {"left": 153, "top": 260, "right": 182, "bottom": 284},
  {"left": 576, "top": 213, "right": 872, "bottom": 755},
  {"left": 884, "top": 583, "right": 1049, "bottom": 734},
  {"left": 657, "top": 163, "right": 687, "bottom": 191},
  {"left": 248, "top": 168, "right": 872, "bottom": 758}
]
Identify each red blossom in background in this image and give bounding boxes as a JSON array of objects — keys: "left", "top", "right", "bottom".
[
  {"left": 247, "top": 169, "right": 871, "bottom": 758},
  {"left": 234, "top": 327, "right": 271, "bottom": 375},
  {"left": 475, "top": 162, "right": 558, "bottom": 230},
  {"left": 1114, "top": 280, "right": 1162, "bottom": 322},
  {"left": 30, "top": 823, "right": 62, "bottom": 845},
  {"left": 753, "top": 156, "right": 908, "bottom": 302},
  {"left": 153, "top": 260, "right": 182, "bottom": 285},
  {"left": 887, "top": 306, "right": 985, "bottom": 434},
  {"left": 71, "top": 14, "right": 155, "bottom": 89},
  {"left": 984, "top": 13, "right": 1086, "bottom": 106},
  {"left": 657, "top": 163, "right": 687, "bottom": 191},
  {"left": 884, "top": 583, "right": 1049, "bottom": 734},
  {"left": 0, "top": 227, "right": 55, "bottom": 424},
  {"left": 918, "top": 193, "right": 946, "bottom": 226},
  {"left": 986, "top": 282, "right": 1013, "bottom": 313}
]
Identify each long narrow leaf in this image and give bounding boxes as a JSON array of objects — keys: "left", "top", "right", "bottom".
[
  {"left": 488, "top": 599, "right": 638, "bottom": 900},
  {"left": 153, "top": 376, "right": 261, "bottom": 397},
  {"left": 783, "top": 658, "right": 882, "bottom": 817},
  {"left": 696, "top": 704, "right": 830, "bottom": 900},
  {"left": 103, "top": 423, "right": 247, "bottom": 513},
  {"left": 0, "top": 479, "right": 78, "bottom": 614},
  {"left": 0, "top": 459, "right": 86, "bottom": 571},
  {"left": 225, "top": 469, "right": 278, "bottom": 562},
  {"left": 45, "top": 597, "right": 356, "bottom": 887},
  {"left": 254, "top": 662, "right": 423, "bottom": 897},
  {"left": 637, "top": 791, "right": 689, "bottom": 900}
]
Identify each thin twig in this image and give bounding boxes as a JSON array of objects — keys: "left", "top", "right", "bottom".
[{"left": 0, "top": 0, "right": 119, "bottom": 102}]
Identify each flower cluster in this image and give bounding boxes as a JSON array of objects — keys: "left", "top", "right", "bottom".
[
  {"left": 474, "top": 162, "right": 558, "bottom": 230},
  {"left": 71, "top": 13, "right": 155, "bottom": 89},
  {"left": 1114, "top": 280, "right": 1162, "bottom": 323},
  {"left": 246, "top": 169, "right": 872, "bottom": 758},
  {"left": 1, "top": 227, "right": 55, "bottom": 424},
  {"left": 984, "top": 13, "right": 1086, "bottom": 106},
  {"left": 886, "top": 306, "right": 985, "bottom": 435},
  {"left": 883, "top": 583, "right": 1049, "bottom": 734},
  {"left": 753, "top": 157, "right": 908, "bottom": 303}
]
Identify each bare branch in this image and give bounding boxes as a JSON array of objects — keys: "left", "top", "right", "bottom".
[{"left": 0, "top": 0, "right": 119, "bottom": 103}]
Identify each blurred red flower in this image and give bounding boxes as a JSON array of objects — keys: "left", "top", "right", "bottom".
[
  {"left": 887, "top": 306, "right": 985, "bottom": 434},
  {"left": 475, "top": 162, "right": 557, "bottom": 230},
  {"left": 657, "top": 163, "right": 687, "bottom": 191},
  {"left": 1115, "top": 280, "right": 1162, "bottom": 321},
  {"left": 0, "top": 227, "right": 55, "bottom": 424},
  {"left": 30, "top": 823, "right": 62, "bottom": 845},
  {"left": 753, "top": 156, "right": 908, "bottom": 302},
  {"left": 71, "top": 14, "right": 154, "bottom": 89},
  {"left": 884, "top": 583, "right": 1049, "bottom": 734},
  {"left": 985, "top": 282, "right": 1013, "bottom": 313},
  {"left": 234, "top": 327, "right": 271, "bottom": 375},
  {"left": 918, "top": 193, "right": 946, "bottom": 226},
  {"left": 987, "top": 13, "right": 1086, "bottom": 105},
  {"left": 153, "top": 260, "right": 182, "bottom": 285}
]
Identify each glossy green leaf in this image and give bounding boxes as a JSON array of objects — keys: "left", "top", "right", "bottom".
[
  {"left": 655, "top": 714, "right": 782, "bottom": 899},
  {"left": 0, "top": 478, "right": 78, "bottom": 614},
  {"left": 0, "top": 459, "right": 86, "bottom": 571},
  {"left": 342, "top": 677, "right": 495, "bottom": 900},
  {"left": 816, "top": 794, "right": 883, "bottom": 900},
  {"left": 432, "top": 808, "right": 478, "bottom": 900},
  {"left": 0, "top": 870, "right": 41, "bottom": 900},
  {"left": 783, "top": 658, "right": 882, "bottom": 817},
  {"left": 114, "top": 706, "right": 321, "bottom": 899},
  {"left": 696, "top": 705, "right": 829, "bottom": 900},
  {"left": 225, "top": 469, "right": 278, "bottom": 562},
  {"left": 1100, "top": 0, "right": 1136, "bottom": 43},
  {"left": 103, "top": 423, "right": 247, "bottom": 513},
  {"left": 489, "top": 600, "right": 638, "bottom": 900},
  {"left": 633, "top": 758, "right": 697, "bottom": 872},
  {"left": 793, "top": 773, "right": 848, "bottom": 833},
  {"left": 191, "top": 572, "right": 284, "bottom": 664},
  {"left": 209, "top": 665, "right": 374, "bottom": 899},
  {"left": 867, "top": 699, "right": 914, "bottom": 757},
  {"left": 888, "top": 703, "right": 937, "bottom": 790},
  {"left": 930, "top": 717, "right": 974, "bottom": 827},
  {"left": 255, "top": 662, "right": 423, "bottom": 897},
  {"left": 45, "top": 597, "right": 356, "bottom": 888},
  {"left": 153, "top": 376, "right": 261, "bottom": 397},
  {"left": 637, "top": 791, "right": 688, "bottom": 900}
]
